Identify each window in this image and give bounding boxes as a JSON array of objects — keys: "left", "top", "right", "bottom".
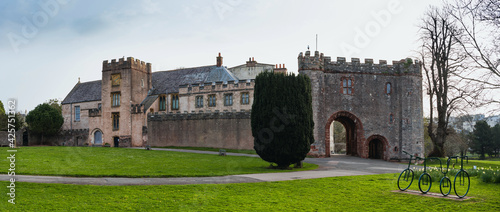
[
  {"left": 208, "top": 94, "right": 216, "bottom": 107},
  {"left": 241, "top": 92, "right": 250, "bottom": 105},
  {"left": 159, "top": 95, "right": 166, "bottom": 111},
  {"left": 171, "top": 93, "right": 179, "bottom": 110},
  {"left": 385, "top": 82, "right": 392, "bottom": 94},
  {"left": 74, "top": 106, "right": 80, "bottom": 121},
  {"left": 98, "top": 103, "right": 102, "bottom": 111},
  {"left": 389, "top": 113, "right": 394, "bottom": 124},
  {"left": 112, "top": 92, "right": 121, "bottom": 107},
  {"left": 195, "top": 96, "right": 204, "bottom": 108},
  {"left": 112, "top": 113, "right": 120, "bottom": 130},
  {"left": 141, "top": 79, "right": 144, "bottom": 88},
  {"left": 224, "top": 94, "right": 233, "bottom": 106},
  {"left": 111, "top": 74, "right": 121, "bottom": 86},
  {"left": 342, "top": 78, "right": 353, "bottom": 95}
]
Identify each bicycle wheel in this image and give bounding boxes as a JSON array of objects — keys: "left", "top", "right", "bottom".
[
  {"left": 454, "top": 170, "right": 470, "bottom": 198},
  {"left": 439, "top": 176, "right": 451, "bottom": 196},
  {"left": 397, "top": 169, "right": 414, "bottom": 191},
  {"left": 418, "top": 173, "right": 432, "bottom": 194}
]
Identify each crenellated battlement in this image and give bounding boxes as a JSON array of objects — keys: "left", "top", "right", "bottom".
[
  {"left": 298, "top": 51, "right": 421, "bottom": 75},
  {"left": 148, "top": 110, "right": 251, "bottom": 121},
  {"left": 178, "top": 79, "right": 255, "bottom": 94},
  {"left": 102, "top": 57, "right": 152, "bottom": 72}
]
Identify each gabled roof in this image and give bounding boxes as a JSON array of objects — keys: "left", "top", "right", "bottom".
[
  {"left": 229, "top": 62, "right": 275, "bottom": 70},
  {"left": 140, "top": 95, "right": 158, "bottom": 112},
  {"left": 151, "top": 65, "right": 238, "bottom": 95},
  {"left": 62, "top": 80, "right": 102, "bottom": 104}
]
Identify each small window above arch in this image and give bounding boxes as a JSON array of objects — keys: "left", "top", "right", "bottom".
[{"left": 385, "top": 82, "right": 392, "bottom": 95}]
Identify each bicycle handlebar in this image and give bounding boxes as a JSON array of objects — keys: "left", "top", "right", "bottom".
[{"left": 402, "top": 150, "right": 411, "bottom": 156}]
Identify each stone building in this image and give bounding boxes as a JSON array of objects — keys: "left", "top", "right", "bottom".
[
  {"left": 298, "top": 50, "right": 424, "bottom": 160},
  {"left": 61, "top": 54, "right": 286, "bottom": 148}
]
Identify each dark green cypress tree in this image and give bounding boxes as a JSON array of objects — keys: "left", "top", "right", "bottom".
[{"left": 251, "top": 72, "right": 314, "bottom": 168}]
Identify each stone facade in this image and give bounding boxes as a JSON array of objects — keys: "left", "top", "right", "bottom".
[
  {"left": 228, "top": 57, "right": 272, "bottom": 80},
  {"left": 101, "top": 57, "right": 152, "bottom": 147},
  {"left": 61, "top": 100, "right": 102, "bottom": 145},
  {"left": 177, "top": 80, "right": 255, "bottom": 113},
  {"left": 298, "top": 50, "right": 424, "bottom": 160},
  {"left": 61, "top": 54, "right": 285, "bottom": 149}
]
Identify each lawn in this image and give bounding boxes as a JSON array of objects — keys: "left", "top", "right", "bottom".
[
  {"left": 1, "top": 174, "right": 498, "bottom": 211},
  {"left": 425, "top": 158, "right": 500, "bottom": 170},
  {"left": 0, "top": 147, "right": 317, "bottom": 177}
]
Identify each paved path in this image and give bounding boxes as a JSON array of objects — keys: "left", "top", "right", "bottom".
[{"left": 0, "top": 148, "right": 411, "bottom": 186}]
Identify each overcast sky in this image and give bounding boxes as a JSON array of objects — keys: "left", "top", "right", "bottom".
[{"left": 1, "top": 0, "right": 447, "bottom": 114}]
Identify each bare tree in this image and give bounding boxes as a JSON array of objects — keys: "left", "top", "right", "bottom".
[
  {"left": 420, "top": 6, "right": 481, "bottom": 157},
  {"left": 448, "top": 0, "right": 500, "bottom": 104}
]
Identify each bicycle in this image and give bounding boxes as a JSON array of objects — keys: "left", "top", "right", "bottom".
[
  {"left": 397, "top": 151, "right": 417, "bottom": 191},
  {"left": 417, "top": 156, "right": 440, "bottom": 194},
  {"left": 453, "top": 155, "right": 470, "bottom": 198},
  {"left": 439, "top": 157, "right": 455, "bottom": 196}
]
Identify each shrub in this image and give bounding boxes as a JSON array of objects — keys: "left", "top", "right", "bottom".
[{"left": 251, "top": 72, "right": 314, "bottom": 168}]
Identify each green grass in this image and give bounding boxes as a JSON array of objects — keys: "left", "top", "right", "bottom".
[
  {"left": 1, "top": 174, "right": 499, "bottom": 211},
  {"left": 0, "top": 147, "right": 316, "bottom": 177},
  {"left": 154, "top": 146, "right": 257, "bottom": 155},
  {"left": 425, "top": 158, "right": 500, "bottom": 170}
]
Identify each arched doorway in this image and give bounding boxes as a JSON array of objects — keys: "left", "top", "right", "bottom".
[
  {"left": 94, "top": 130, "right": 102, "bottom": 145},
  {"left": 329, "top": 121, "right": 346, "bottom": 155},
  {"left": 325, "top": 111, "right": 365, "bottom": 157},
  {"left": 367, "top": 135, "right": 388, "bottom": 160}
]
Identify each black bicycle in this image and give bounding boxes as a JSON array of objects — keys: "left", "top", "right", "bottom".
[
  {"left": 397, "top": 151, "right": 416, "bottom": 191},
  {"left": 453, "top": 155, "right": 470, "bottom": 198},
  {"left": 439, "top": 157, "right": 455, "bottom": 196},
  {"left": 418, "top": 156, "right": 440, "bottom": 194}
]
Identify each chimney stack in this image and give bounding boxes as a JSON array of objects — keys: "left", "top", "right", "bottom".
[
  {"left": 246, "top": 56, "right": 257, "bottom": 67},
  {"left": 216, "top": 52, "right": 223, "bottom": 67},
  {"left": 274, "top": 63, "right": 287, "bottom": 75}
]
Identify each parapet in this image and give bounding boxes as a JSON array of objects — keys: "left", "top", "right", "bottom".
[
  {"left": 298, "top": 51, "right": 421, "bottom": 75},
  {"left": 148, "top": 110, "right": 251, "bottom": 121},
  {"left": 102, "top": 57, "right": 152, "bottom": 72}
]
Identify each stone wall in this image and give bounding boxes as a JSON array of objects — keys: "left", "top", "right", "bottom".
[
  {"left": 26, "top": 129, "right": 88, "bottom": 146},
  {"left": 0, "top": 130, "right": 23, "bottom": 147},
  {"left": 147, "top": 111, "right": 253, "bottom": 150}
]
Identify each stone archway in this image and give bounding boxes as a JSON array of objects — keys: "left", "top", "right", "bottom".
[
  {"left": 91, "top": 128, "right": 103, "bottom": 145},
  {"left": 324, "top": 111, "right": 365, "bottom": 157},
  {"left": 366, "top": 134, "right": 388, "bottom": 160}
]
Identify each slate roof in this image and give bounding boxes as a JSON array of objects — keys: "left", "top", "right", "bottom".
[
  {"left": 150, "top": 65, "right": 237, "bottom": 95},
  {"left": 61, "top": 65, "right": 238, "bottom": 105},
  {"left": 62, "top": 80, "right": 102, "bottom": 104},
  {"left": 140, "top": 95, "right": 158, "bottom": 111}
]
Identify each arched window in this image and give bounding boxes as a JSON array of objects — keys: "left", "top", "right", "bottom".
[
  {"left": 385, "top": 82, "right": 391, "bottom": 94},
  {"left": 171, "top": 93, "right": 179, "bottom": 110},
  {"left": 94, "top": 130, "right": 102, "bottom": 144}
]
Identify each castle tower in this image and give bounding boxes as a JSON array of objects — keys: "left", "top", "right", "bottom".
[
  {"left": 101, "top": 57, "right": 152, "bottom": 147},
  {"left": 298, "top": 50, "right": 424, "bottom": 160}
]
